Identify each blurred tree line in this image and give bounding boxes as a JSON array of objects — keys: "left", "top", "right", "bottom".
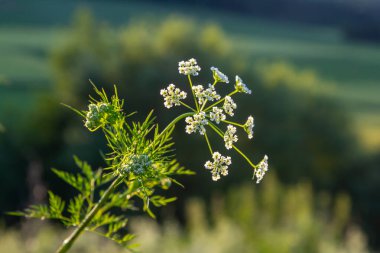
[
  {"left": 1, "top": 8, "right": 379, "bottom": 249},
  {"left": 144, "top": 0, "right": 380, "bottom": 43}
]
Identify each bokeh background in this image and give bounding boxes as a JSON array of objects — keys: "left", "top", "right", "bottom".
[{"left": 1, "top": 0, "right": 379, "bottom": 252}]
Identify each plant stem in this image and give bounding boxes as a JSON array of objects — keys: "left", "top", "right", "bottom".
[
  {"left": 154, "top": 112, "right": 194, "bottom": 141},
  {"left": 204, "top": 132, "right": 213, "bottom": 155},
  {"left": 179, "top": 101, "right": 196, "bottom": 112},
  {"left": 55, "top": 176, "right": 124, "bottom": 253},
  {"left": 222, "top": 120, "right": 244, "bottom": 128},
  {"left": 208, "top": 122, "right": 257, "bottom": 169},
  {"left": 187, "top": 75, "right": 199, "bottom": 111}
]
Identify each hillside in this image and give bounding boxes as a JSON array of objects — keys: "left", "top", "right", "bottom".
[{"left": 0, "top": 0, "right": 379, "bottom": 149}]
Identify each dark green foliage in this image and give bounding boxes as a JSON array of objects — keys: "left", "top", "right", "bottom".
[
  {"left": 11, "top": 156, "right": 148, "bottom": 249},
  {"left": 11, "top": 86, "right": 194, "bottom": 250}
]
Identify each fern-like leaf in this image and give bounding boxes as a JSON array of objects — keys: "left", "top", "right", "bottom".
[{"left": 48, "top": 191, "right": 65, "bottom": 218}]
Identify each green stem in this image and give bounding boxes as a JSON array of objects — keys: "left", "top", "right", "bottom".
[
  {"left": 222, "top": 120, "right": 244, "bottom": 128},
  {"left": 188, "top": 75, "right": 199, "bottom": 111},
  {"left": 200, "top": 101, "right": 207, "bottom": 112},
  {"left": 158, "top": 112, "right": 194, "bottom": 138},
  {"left": 150, "top": 112, "right": 194, "bottom": 147},
  {"left": 204, "top": 132, "right": 213, "bottom": 155},
  {"left": 179, "top": 101, "right": 196, "bottom": 112},
  {"left": 55, "top": 176, "right": 124, "bottom": 253},
  {"left": 208, "top": 122, "right": 257, "bottom": 169}
]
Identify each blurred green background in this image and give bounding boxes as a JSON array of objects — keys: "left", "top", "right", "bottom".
[{"left": 0, "top": 0, "right": 379, "bottom": 252}]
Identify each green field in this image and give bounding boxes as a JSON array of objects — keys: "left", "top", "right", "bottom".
[{"left": 1, "top": 0, "right": 379, "bottom": 149}]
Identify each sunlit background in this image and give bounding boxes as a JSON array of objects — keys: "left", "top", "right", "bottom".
[{"left": 1, "top": 0, "right": 379, "bottom": 252}]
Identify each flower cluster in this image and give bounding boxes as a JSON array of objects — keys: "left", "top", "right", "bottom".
[
  {"left": 161, "top": 58, "right": 268, "bottom": 182},
  {"left": 244, "top": 116, "right": 254, "bottom": 139},
  {"left": 178, "top": 58, "right": 201, "bottom": 76},
  {"left": 205, "top": 152, "right": 231, "bottom": 181},
  {"left": 211, "top": 66, "right": 229, "bottom": 83},
  {"left": 185, "top": 112, "right": 208, "bottom": 135},
  {"left": 160, "top": 84, "right": 187, "bottom": 109},
  {"left": 253, "top": 155, "right": 269, "bottom": 183},
  {"left": 235, "top": 75, "right": 252, "bottom": 94},
  {"left": 224, "top": 125, "right": 238, "bottom": 149},
  {"left": 192, "top": 84, "right": 221, "bottom": 105},
  {"left": 223, "top": 96, "right": 237, "bottom": 116},
  {"left": 209, "top": 107, "right": 226, "bottom": 124},
  {"left": 85, "top": 102, "right": 118, "bottom": 131}
]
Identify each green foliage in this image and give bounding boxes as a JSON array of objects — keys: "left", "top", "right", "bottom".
[
  {"left": 11, "top": 85, "right": 195, "bottom": 251},
  {"left": 130, "top": 175, "right": 368, "bottom": 253},
  {"left": 2, "top": 176, "right": 368, "bottom": 253}
]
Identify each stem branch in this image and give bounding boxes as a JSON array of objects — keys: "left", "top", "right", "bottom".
[
  {"left": 179, "top": 101, "right": 196, "bottom": 112},
  {"left": 208, "top": 122, "right": 256, "bottom": 169},
  {"left": 55, "top": 176, "right": 124, "bottom": 253},
  {"left": 222, "top": 120, "right": 244, "bottom": 128},
  {"left": 204, "top": 132, "right": 213, "bottom": 155},
  {"left": 188, "top": 75, "right": 199, "bottom": 111},
  {"left": 154, "top": 112, "right": 194, "bottom": 142}
]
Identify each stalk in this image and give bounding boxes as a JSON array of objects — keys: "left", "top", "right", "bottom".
[
  {"left": 154, "top": 112, "right": 194, "bottom": 141},
  {"left": 55, "top": 176, "right": 124, "bottom": 253},
  {"left": 188, "top": 75, "right": 200, "bottom": 111},
  {"left": 208, "top": 122, "right": 257, "bottom": 169}
]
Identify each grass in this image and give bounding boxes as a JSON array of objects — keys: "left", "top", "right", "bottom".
[{"left": 0, "top": 0, "right": 379, "bottom": 149}]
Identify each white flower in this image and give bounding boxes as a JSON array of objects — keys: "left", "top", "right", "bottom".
[
  {"left": 204, "top": 152, "right": 232, "bottom": 181},
  {"left": 209, "top": 107, "right": 226, "bottom": 124},
  {"left": 244, "top": 116, "right": 254, "bottom": 139},
  {"left": 223, "top": 96, "right": 237, "bottom": 116},
  {"left": 192, "top": 85, "right": 206, "bottom": 104},
  {"left": 235, "top": 75, "right": 251, "bottom": 94},
  {"left": 211, "top": 66, "right": 229, "bottom": 83},
  {"left": 160, "top": 84, "right": 187, "bottom": 109},
  {"left": 192, "top": 84, "right": 220, "bottom": 105},
  {"left": 204, "top": 84, "right": 221, "bottom": 101},
  {"left": 185, "top": 111, "right": 208, "bottom": 135},
  {"left": 224, "top": 125, "right": 238, "bottom": 149},
  {"left": 253, "top": 155, "right": 268, "bottom": 183},
  {"left": 178, "top": 58, "right": 201, "bottom": 76}
]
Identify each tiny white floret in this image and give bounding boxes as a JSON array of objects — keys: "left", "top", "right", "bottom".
[
  {"left": 193, "top": 84, "right": 221, "bottom": 105},
  {"left": 253, "top": 155, "right": 269, "bottom": 183},
  {"left": 235, "top": 75, "right": 252, "bottom": 94},
  {"left": 160, "top": 84, "right": 187, "bottom": 109},
  {"left": 204, "top": 152, "right": 232, "bottom": 181},
  {"left": 211, "top": 66, "right": 229, "bottom": 83},
  {"left": 185, "top": 111, "right": 208, "bottom": 135},
  {"left": 224, "top": 125, "right": 238, "bottom": 149},
  {"left": 244, "top": 116, "right": 254, "bottom": 139},
  {"left": 223, "top": 96, "right": 237, "bottom": 116},
  {"left": 209, "top": 107, "right": 226, "bottom": 124},
  {"left": 178, "top": 58, "right": 201, "bottom": 76}
]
